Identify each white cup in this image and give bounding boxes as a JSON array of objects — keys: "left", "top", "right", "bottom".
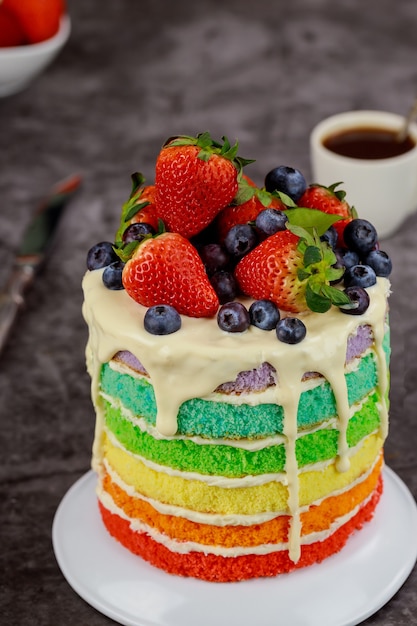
[{"left": 310, "top": 110, "right": 417, "bottom": 239}]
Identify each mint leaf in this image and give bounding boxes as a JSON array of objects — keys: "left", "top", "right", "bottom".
[
  {"left": 305, "top": 282, "right": 332, "bottom": 313},
  {"left": 286, "top": 207, "right": 345, "bottom": 237},
  {"left": 288, "top": 223, "right": 316, "bottom": 245},
  {"left": 275, "top": 191, "right": 297, "bottom": 207},
  {"left": 320, "top": 285, "right": 351, "bottom": 306}
]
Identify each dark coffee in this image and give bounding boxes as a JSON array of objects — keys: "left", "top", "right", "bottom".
[{"left": 322, "top": 126, "right": 415, "bottom": 159}]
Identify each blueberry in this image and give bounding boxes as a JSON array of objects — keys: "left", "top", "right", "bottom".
[
  {"left": 321, "top": 225, "right": 337, "bottom": 249},
  {"left": 340, "top": 286, "right": 370, "bottom": 315},
  {"left": 364, "top": 249, "right": 392, "bottom": 277},
  {"left": 210, "top": 271, "right": 238, "bottom": 304},
  {"left": 276, "top": 317, "right": 306, "bottom": 344},
  {"left": 344, "top": 264, "right": 376, "bottom": 288},
  {"left": 217, "top": 302, "right": 250, "bottom": 332},
  {"left": 334, "top": 248, "right": 360, "bottom": 271},
  {"left": 255, "top": 209, "right": 288, "bottom": 236},
  {"left": 200, "top": 243, "right": 230, "bottom": 276},
  {"left": 249, "top": 300, "right": 280, "bottom": 330},
  {"left": 102, "top": 261, "right": 125, "bottom": 290},
  {"left": 122, "top": 222, "right": 155, "bottom": 243},
  {"left": 264, "top": 166, "right": 307, "bottom": 202},
  {"left": 87, "top": 241, "right": 118, "bottom": 270},
  {"left": 343, "top": 219, "right": 378, "bottom": 254},
  {"left": 224, "top": 224, "right": 258, "bottom": 258},
  {"left": 144, "top": 305, "right": 181, "bottom": 335}
]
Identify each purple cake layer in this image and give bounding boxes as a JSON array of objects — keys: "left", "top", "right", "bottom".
[{"left": 112, "top": 324, "right": 373, "bottom": 394}]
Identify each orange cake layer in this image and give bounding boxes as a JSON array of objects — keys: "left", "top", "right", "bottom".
[
  {"left": 98, "top": 476, "right": 383, "bottom": 582},
  {"left": 100, "top": 454, "right": 383, "bottom": 548}
]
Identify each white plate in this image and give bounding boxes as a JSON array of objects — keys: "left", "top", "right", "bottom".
[{"left": 53, "top": 467, "right": 417, "bottom": 626}]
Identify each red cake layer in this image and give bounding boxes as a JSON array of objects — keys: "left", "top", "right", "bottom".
[{"left": 98, "top": 475, "right": 383, "bottom": 582}]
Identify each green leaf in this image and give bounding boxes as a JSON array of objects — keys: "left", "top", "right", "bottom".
[
  {"left": 320, "top": 285, "right": 351, "bottom": 306},
  {"left": 305, "top": 282, "right": 332, "bottom": 313},
  {"left": 304, "top": 245, "right": 322, "bottom": 267},
  {"left": 288, "top": 223, "right": 316, "bottom": 246},
  {"left": 130, "top": 172, "right": 146, "bottom": 198},
  {"left": 275, "top": 191, "right": 297, "bottom": 208},
  {"left": 286, "top": 208, "right": 345, "bottom": 237}
]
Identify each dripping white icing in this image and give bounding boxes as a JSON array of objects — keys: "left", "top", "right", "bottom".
[{"left": 82, "top": 270, "right": 390, "bottom": 563}]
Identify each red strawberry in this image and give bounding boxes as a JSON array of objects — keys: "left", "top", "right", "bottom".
[
  {"left": 122, "top": 232, "right": 219, "bottom": 317},
  {"left": 155, "top": 132, "right": 252, "bottom": 239},
  {"left": 235, "top": 230, "right": 308, "bottom": 313},
  {"left": 298, "top": 183, "right": 355, "bottom": 245},
  {"left": 217, "top": 186, "right": 286, "bottom": 243},
  {"left": 235, "top": 215, "right": 350, "bottom": 314}
]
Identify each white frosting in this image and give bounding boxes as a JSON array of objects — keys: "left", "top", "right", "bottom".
[
  {"left": 100, "top": 390, "right": 374, "bottom": 452},
  {"left": 101, "top": 453, "right": 382, "bottom": 528},
  {"left": 83, "top": 270, "right": 390, "bottom": 563},
  {"left": 97, "top": 482, "right": 376, "bottom": 557}
]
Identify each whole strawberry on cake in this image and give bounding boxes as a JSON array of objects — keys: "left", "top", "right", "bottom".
[{"left": 83, "top": 132, "right": 392, "bottom": 582}]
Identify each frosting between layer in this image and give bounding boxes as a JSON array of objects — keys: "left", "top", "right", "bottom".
[{"left": 83, "top": 269, "right": 390, "bottom": 562}]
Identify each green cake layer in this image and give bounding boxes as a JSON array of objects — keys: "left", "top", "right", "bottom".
[
  {"left": 100, "top": 350, "right": 385, "bottom": 439},
  {"left": 102, "top": 392, "right": 380, "bottom": 478}
]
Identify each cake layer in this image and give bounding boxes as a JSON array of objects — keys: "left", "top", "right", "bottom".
[
  {"left": 102, "top": 431, "right": 383, "bottom": 515},
  {"left": 113, "top": 322, "right": 376, "bottom": 393},
  {"left": 99, "top": 454, "right": 383, "bottom": 548},
  {"left": 100, "top": 349, "right": 387, "bottom": 439},
  {"left": 101, "top": 393, "right": 381, "bottom": 477},
  {"left": 97, "top": 475, "right": 383, "bottom": 582},
  {"left": 83, "top": 271, "right": 390, "bottom": 439}
]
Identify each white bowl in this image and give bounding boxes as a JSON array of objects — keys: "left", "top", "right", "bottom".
[{"left": 0, "top": 14, "right": 71, "bottom": 97}]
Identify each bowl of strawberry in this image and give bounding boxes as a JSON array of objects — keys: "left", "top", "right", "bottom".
[
  {"left": 86, "top": 132, "right": 393, "bottom": 344},
  {"left": 0, "top": 0, "right": 70, "bottom": 97}
]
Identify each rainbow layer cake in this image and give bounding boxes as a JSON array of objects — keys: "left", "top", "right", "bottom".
[{"left": 83, "top": 133, "right": 391, "bottom": 582}]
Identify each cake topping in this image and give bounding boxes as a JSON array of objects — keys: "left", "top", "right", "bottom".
[
  {"left": 85, "top": 132, "right": 393, "bottom": 338},
  {"left": 154, "top": 132, "right": 252, "bottom": 239},
  {"left": 144, "top": 305, "right": 182, "bottom": 336},
  {"left": 122, "top": 231, "right": 219, "bottom": 318},
  {"left": 264, "top": 165, "right": 307, "bottom": 203}
]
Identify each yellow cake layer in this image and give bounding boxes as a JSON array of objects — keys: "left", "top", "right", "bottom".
[{"left": 102, "top": 432, "right": 383, "bottom": 516}]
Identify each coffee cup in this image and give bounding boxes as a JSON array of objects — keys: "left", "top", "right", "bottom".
[{"left": 310, "top": 110, "right": 417, "bottom": 239}]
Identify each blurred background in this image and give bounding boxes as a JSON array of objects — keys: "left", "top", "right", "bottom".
[{"left": 0, "top": 1, "right": 416, "bottom": 624}]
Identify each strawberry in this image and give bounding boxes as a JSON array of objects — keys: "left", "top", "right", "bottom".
[
  {"left": 2, "top": 0, "right": 65, "bottom": 44},
  {"left": 115, "top": 173, "right": 162, "bottom": 246},
  {"left": 216, "top": 182, "right": 286, "bottom": 243},
  {"left": 154, "top": 132, "right": 253, "bottom": 239},
  {"left": 234, "top": 208, "right": 351, "bottom": 314},
  {"left": 122, "top": 232, "right": 219, "bottom": 318},
  {"left": 129, "top": 186, "right": 160, "bottom": 231},
  {"left": 298, "top": 183, "right": 356, "bottom": 245},
  {"left": 0, "top": 7, "right": 26, "bottom": 46}
]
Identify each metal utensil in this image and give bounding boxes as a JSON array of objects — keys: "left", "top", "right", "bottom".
[
  {"left": 396, "top": 98, "right": 417, "bottom": 142},
  {"left": 0, "top": 175, "right": 82, "bottom": 354}
]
